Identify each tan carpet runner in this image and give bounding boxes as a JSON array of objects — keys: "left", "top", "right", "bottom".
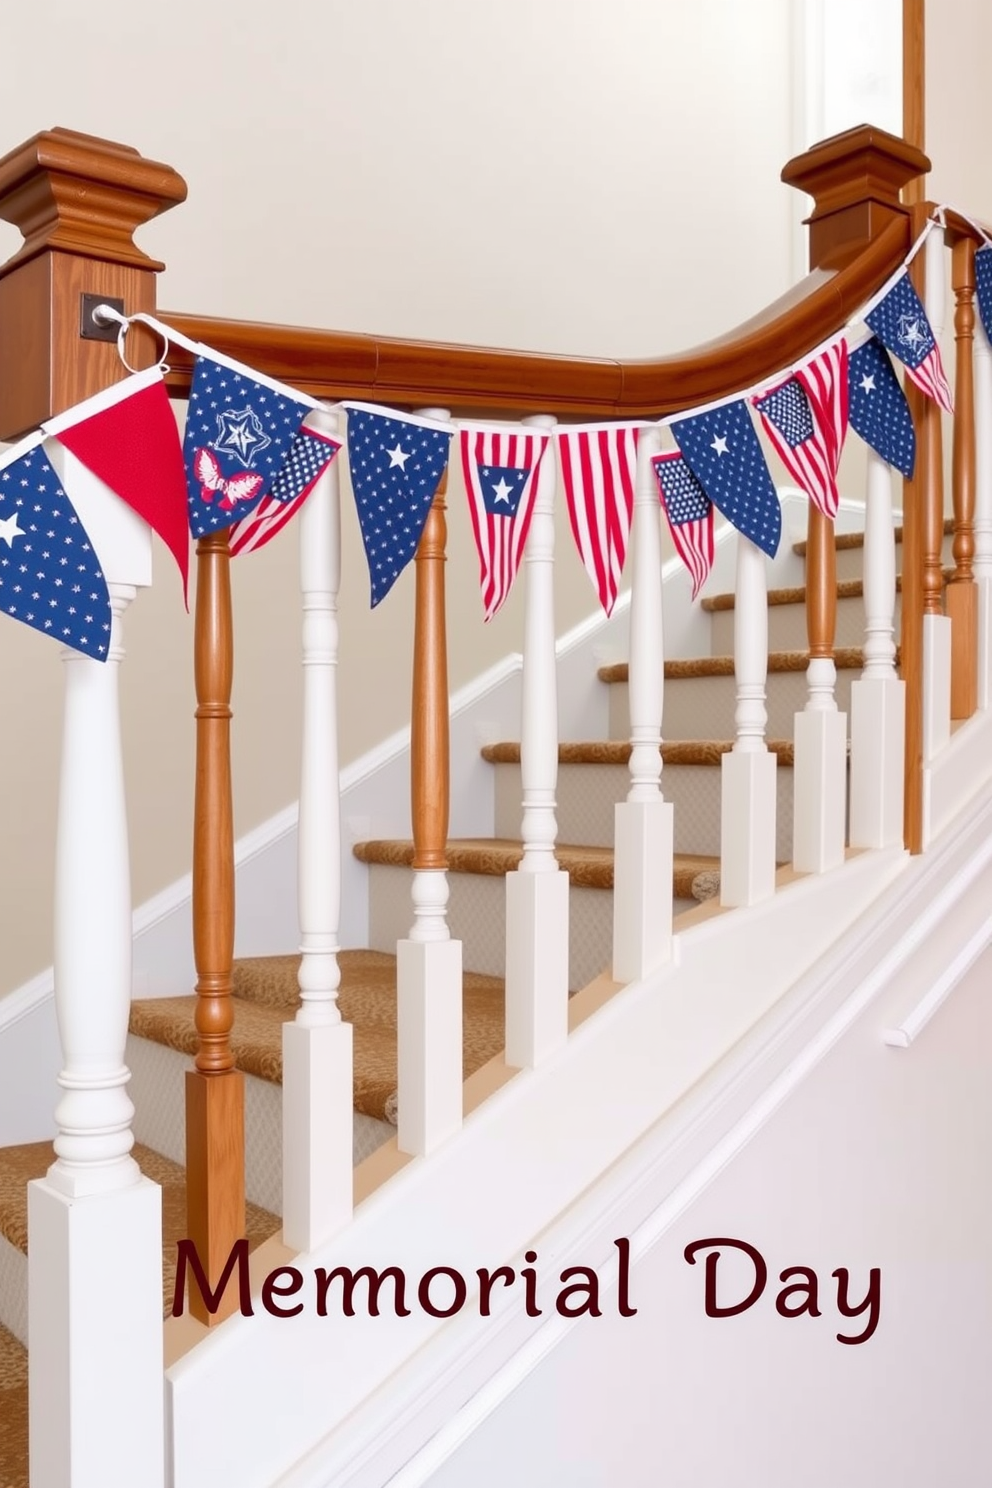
[
  {"left": 597, "top": 648, "right": 868, "bottom": 686},
  {"left": 130, "top": 950, "right": 507, "bottom": 1124},
  {"left": 0, "top": 1321, "right": 27, "bottom": 1488},
  {"left": 480, "top": 739, "right": 795, "bottom": 767}
]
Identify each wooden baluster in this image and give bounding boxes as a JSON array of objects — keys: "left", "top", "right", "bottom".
[
  {"left": 974, "top": 279, "right": 992, "bottom": 709},
  {"left": 397, "top": 410, "right": 462, "bottom": 1156},
  {"left": 506, "top": 415, "right": 568, "bottom": 1066},
  {"left": 793, "top": 504, "right": 847, "bottom": 873},
  {"left": 186, "top": 528, "right": 245, "bottom": 1325},
  {"left": 0, "top": 130, "right": 184, "bottom": 1488},
  {"left": 947, "top": 234, "right": 978, "bottom": 719},
  {"left": 849, "top": 450, "right": 905, "bottom": 847},
  {"left": 283, "top": 408, "right": 352, "bottom": 1251},
  {"left": 613, "top": 427, "right": 674, "bottom": 982},
  {"left": 721, "top": 535, "right": 776, "bottom": 905}
]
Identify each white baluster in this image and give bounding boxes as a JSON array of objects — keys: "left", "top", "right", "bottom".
[
  {"left": 505, "top": 414, "right": 568, "bottom": 1068},
  {"left": 397, "top": 406, "right": 462, "bottom": 1156},
  {"left": 613, "top": 427, "right": 674, "bottom": 981},
  {"left": 721, "top": 535, "right": 777, "bottom": 904},
  {"left": 283, "top": 408, "right": 353, "bottom": 1251},
  {"left": 922, "top": 229, "right": 953, "bottom": 769},
  {"left": 974, "top": 297, "right": 992, "bottom": 708},
  {"left": 29, "top": 446, "right": 163, "bottom": 1488},
  {"left": 793, "top": 506, "right": 848, "bottom": 873},
  {"left": 849, "top": 450, "right": 906, "bottom": 847}
]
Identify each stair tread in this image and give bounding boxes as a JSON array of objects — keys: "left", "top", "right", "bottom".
[
  {"left": 130, "top": 950, "right": 507, "bottom": 1123},
  {"left": 481, "top": 739, "right": 795, "bottom": 766},
  {"left": 353, "top": 837, "right": 720, "bottom": 895},
  {"left": 597, "top": 648, "right": 867, "bottom": 685},
  {"left": 703, "top": 569, "right": 951, "bottom": 612},
  {"left": 791, "top": 515, "right": 954, "bottom": 557},
  {"left": 0, "top": 1322, "right": 27, "bottom": 1488},
  {"left": 0, "top": 1140, "right": 279, "bottom": 1311}
]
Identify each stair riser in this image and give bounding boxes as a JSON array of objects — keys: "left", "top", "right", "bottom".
[
  {"left": 710, "top": 592, "right": 899, "bottom": 653},
  {"left": 607, "top": 668, "right": 856, "bottom": 742},
  {"left": 493, "top": 760, "right": 795, "bottom": 863},
  {"left": 365, "top": 863, "right": 685, "bottom": 992},
  {"left": 806, "top": 529, "right": 954, "bottom": 584},
  {"left": 124, "top": 1035, "right": 392, "bottom": 1216}
]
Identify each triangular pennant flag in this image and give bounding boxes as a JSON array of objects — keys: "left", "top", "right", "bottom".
[
  {"left": 753, "top": 342, "right": 848, "bottom": 520},
  {"left": 460, "top": 425, "right": 549, "bottom": 620},
  {"left": 670, "top": 400, "right": 781, "bottom": 558},
  {"left": 557, "top": 424, "right": 638, "bottom": 615},
  {"left": 228, "top": 425, "right": 342, "bottom": 557},
  {"left": 0, "top": 437, "right": 111, "bottom": 659},
  {"left": 651, "top": 451, "right": 715, "bottom": 599},
  {"left": 183, "top": 353, "right": 313, "bottom": 538},
  {"left": 345, "top": 405, "right": 452, "bottom": 607},
  {"left": 44, "top": 368, "right": 190, "bottom": 600},
  {"left": 975, "top": 245, "right": 992, "bottom": 345},
  {"left": 865, "top": 272, "right": 953, "bottom": 413},
  {"left": 847, "top": 338, "right": 916, "bottom": 478}
]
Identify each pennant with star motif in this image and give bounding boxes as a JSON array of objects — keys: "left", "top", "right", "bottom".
[
  {"left": 975, "top": 245, "right": 992, "bottom": 346},
  {"left": 669, "top": 400, "right": 781, "bottom": 558},
  {"left": 228, "top": 424, "right": 342, "bottom": 557},
  {"left": 0, "top": 435, "right": 112, "bottom": 659},
  {"left": 847, "top": 338, "right": 916, "bottom": 477},
  {"left": 865, "top": 272, "right": 953, "bottom": 413},
  {"left": 344, "top": 404, "right": 452, "bottom": 607},
  {"left": 183, "top": 353, "right": 313, "bottom": 538},
  {"left": 651, "top": 450, "right": 715, "bottom": 599},
  {"left": 753, "top": 342, "right": 848, "bottom": 521},
  {"left": 460, "top": 424, "right": 550, "bottom": 620}
]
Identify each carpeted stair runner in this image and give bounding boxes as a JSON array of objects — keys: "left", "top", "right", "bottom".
[
  {"left": 130, "top": 949, "right": 507, "bottom": 1124},
  {"left": 352, "top": 836, "right": 724, "bottom": 901},
  {"left": 0, "top": 1321, "right": 27, "bottom": 1488},
  {"left": 596, "top": 647, "right": 870, "bottom": 686}
]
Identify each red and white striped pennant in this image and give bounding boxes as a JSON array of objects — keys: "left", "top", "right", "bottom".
[
  {"left": 460, "top": 425, "right": 549, "bottom": 620},
  {"left": 557, "top": 424, "right": 639, "bottom": 615}
]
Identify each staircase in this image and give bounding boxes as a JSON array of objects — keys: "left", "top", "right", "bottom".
[
  {"left": 2, "top": 114, "right": 991, "bottom": 1488},
  {"left": 0, "top": 516, "right": 947, "bottom": 1488}
]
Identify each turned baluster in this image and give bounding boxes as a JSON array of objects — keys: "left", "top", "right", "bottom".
[
  {"left": 186, "top": 527, "right": 245, "bottom": 1325},
  {"left": 506, "top": 415, "right": 567, "bottom": 1068},
  {"left": 0, "top": 128, "right": 184, "bottom": 1487},
  {"left": 612, "top": 426, "right": 673, "bottom": 982},
  {"left": 947, "top": 233, "right": 978, "bottom": 718},
  {"left": 283, "top": 408, "right": 352, "bottom": 1251},
  {"left": 397, "top": 412, "right": 462, "bottom": 1156},
  {"left": 721, "top": 535, "right": 776, "bottom": 905},
  {"left": 793, "top": 503, "right": 846, "bottom": 873}
]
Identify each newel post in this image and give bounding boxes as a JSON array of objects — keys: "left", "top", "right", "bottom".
[
  {"left": 0, "top": 130, "right": 186, "bottom": 1488},
  {"left": 781, "top": 125, "right": 929, "bottom": 864}
]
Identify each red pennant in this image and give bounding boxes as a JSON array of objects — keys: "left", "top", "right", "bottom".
[{"left": 52, "top": 377, "right": 190, "bottom": 602}]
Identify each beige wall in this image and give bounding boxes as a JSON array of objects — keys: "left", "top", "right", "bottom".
[{"left": 1, "top": 0, "right": 802, "bottom": 993}]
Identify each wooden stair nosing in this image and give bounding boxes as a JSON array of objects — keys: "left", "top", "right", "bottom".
[
  {"left": 597, "top": 648, "right": 868, "bottom": 684},
  {"left": 480, "top": 739, "right": 795, "bottom": 767},
  {"left": 353, "top": 836, "right": 721, "bottom": 898},
  {"left": 791, "top": 515, "right": 954, "bottom": 557}
]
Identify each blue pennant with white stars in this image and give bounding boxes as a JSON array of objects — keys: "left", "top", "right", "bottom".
[
  {"left": 345, "top": 405, "right": 452, "bottom": 607},
  {"left": 183, "top": 354, "right": 312, "bottom": 538},
  {"left": 847, "top": 338, "right": 916, "bottom": 478},
  {"left": 0, "top": 440, "right": 111, "bottom": 660},
  {"left": 670, "top": 399, "right": 781, "bottom": 558},
  {"left": 975, "top": 246, "right": 992, "bottom": 347}
]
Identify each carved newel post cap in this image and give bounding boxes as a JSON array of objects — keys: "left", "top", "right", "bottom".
[
  {"left": 0, "top": 126, "right": 188, "bottom": 276},
  {"left": 782, "top": 123, "right": 931, "bottom": 270}
]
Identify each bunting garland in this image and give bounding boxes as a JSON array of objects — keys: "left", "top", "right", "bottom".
[{"left": 0, "top": 206, "right": 975, "bottom": 655}]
